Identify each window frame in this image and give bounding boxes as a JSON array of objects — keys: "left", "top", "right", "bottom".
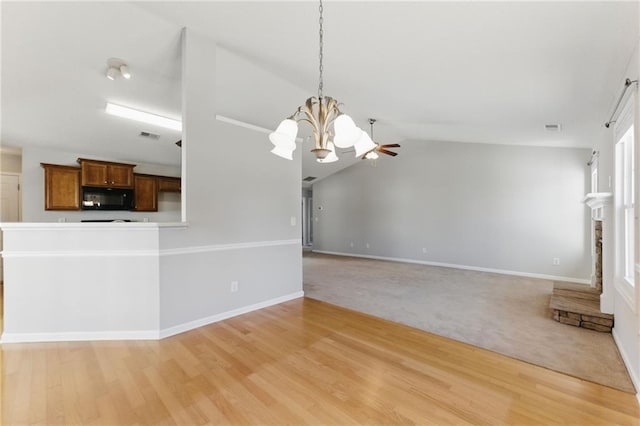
[{"left": 613, "top": 95, "right": 636, "bottom": 310}]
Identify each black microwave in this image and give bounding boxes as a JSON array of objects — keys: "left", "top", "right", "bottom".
[{"left": 81, "top": 187, "right": 134, "bottom": 210}]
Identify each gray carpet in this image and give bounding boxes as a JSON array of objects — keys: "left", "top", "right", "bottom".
[{"left": 303, "top": 252, "right": 635, "bottom": 393}]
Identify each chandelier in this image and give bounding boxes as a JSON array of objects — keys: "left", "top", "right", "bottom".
[{"left": 269, "top": 0, "right": 376, "bottom": 162}]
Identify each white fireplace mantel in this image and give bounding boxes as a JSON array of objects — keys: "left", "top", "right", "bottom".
[
  {"left": 583, "top": 192, "right": 614, "bottom": 314},
  {"left": 583, "top": 192, "right": 613, "bottom": 211}
]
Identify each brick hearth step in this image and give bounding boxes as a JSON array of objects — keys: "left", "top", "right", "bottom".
[
  {"left": 549, "top": 283, "right": 613, "bottom": 333},
  {"left": 552, "top": 281, "right": 600, "bottom": 301}
]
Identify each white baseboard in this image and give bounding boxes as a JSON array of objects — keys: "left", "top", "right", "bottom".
[
  {"left": 312, "top": 250, "right": 590, "bottom": 284},
  {"left": 159, "top": 290, "right": 304, "bottom": 339},
  {"left": 0, "top": 329, "right": 159, "bottom": 344},
  {"left": 0, "top": 291, "right": 305, "bottom": 344},
  {"left": 612, "top": 328, "right": 640, "bottom": 398}
]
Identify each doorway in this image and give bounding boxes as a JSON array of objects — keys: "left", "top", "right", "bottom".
[
  {"left": 302, "top": 189, "right": 313, "bottom": 247},
  {"left": 0, "top": 172, "right": 21, "bottom": 334},
  {"left": 1, "top": 173, "right": 21, "bottom": 223}
]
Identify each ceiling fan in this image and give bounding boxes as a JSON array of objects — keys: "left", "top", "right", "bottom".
[{"left": 361, "top": 119, "right": 400, "bottom": 160}]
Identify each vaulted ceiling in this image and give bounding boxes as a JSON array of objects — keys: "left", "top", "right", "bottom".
[{"left": 2, "top": 1, "right": 638, "bottom": 183}]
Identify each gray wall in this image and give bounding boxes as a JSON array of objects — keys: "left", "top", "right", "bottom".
[
  {"left": 313, "top": 140, "right": 592, "bottom": 281},
  {"left": 157, "top": 30, "right": 302, "bottom": 330}
]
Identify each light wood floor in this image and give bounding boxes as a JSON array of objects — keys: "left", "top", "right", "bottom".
[
  {"left": 3, "top": 298, "right": 639, "bottom": 425},
  {"left": 0, "top": 283, "right": 3, "bottom": 331}
]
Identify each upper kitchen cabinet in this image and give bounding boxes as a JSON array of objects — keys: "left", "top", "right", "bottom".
[
  {"left": 78, "top": 158, "right": 135, "bottom": 188},
  {"left": 41, "top": 163, "right": 81, "bottom": 210},
  {"left": 157, "top": 176, "right": 181, "bottom": 192},
  {"left": 133, "top": 174, "right": 158, "bottom": 212}
]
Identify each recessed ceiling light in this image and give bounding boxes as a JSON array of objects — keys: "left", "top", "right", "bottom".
[{"left": 105, "top": 102, "right": 182, "bottom": 131}]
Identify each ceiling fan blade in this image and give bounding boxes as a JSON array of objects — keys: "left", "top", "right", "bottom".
[
  {"left": 380, "top": 143, "right": 400, "bottom": 148},
  {"left": 378, "top": 148, "right": 398, "bottom": 156}
]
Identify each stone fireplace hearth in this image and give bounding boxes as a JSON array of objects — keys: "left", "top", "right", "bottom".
[
  {"left": 594, "top": 220, "right": 603, "bottom": 293},
  {"left": 550, "top": 281, "right": 613, "bottom": 332},
  {"left": 549, "top": 193, "right": 613, "bottom": 333}
]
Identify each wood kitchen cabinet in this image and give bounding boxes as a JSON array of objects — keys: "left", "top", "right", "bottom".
[
  {"left": 78, "top": 158, "right": 135, "bottom": 188},
  {"left": 41, "top": 158, "right": 177, "bottom": 213},
  {"left": 133, "top": 174, "right": 158, "bottom": 212},
  {"left": 157, "top": 176, "right": 181, "bottom": 192},
  {"left": 41, "top": 163, "right": 81, "bottom": 210}
]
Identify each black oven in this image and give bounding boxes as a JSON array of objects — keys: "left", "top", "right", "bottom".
[{"left": 81, "top": 187, "right": 134, "bottom": 210}]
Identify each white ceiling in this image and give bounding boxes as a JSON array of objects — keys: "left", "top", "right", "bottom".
[{"left": 2, "top": 1, "right": 638, "bottom": 183}]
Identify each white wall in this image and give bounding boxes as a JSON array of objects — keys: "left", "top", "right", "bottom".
[
  {"left": 604, "top": 39, "right": 640, "bottom": 393},
  {"left": 313, "top": 140, "right": 591, "bottom": 282},
  {"left": 21, "top": 146, "right": 181, "bottom": 222}
]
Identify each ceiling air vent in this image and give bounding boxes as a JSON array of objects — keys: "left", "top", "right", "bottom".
[
  {"left": 544, "top": 124, "right": 562, "bottom": 132},
  {"left": 303, "top": 176, "right": 317, "bottom": 182},
  {"left": 139, "top": 131, "right": 160, "bottom": 140}
]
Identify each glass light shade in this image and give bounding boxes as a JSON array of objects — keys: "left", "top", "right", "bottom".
[
  {"left": 354, "top": 132, "right": 378, "bottom": 157},
  {"left": 317, "top": 142, "right": 339, "bottom": 163},
  {"left": 106, "top": 67, "right": 119, "bottom": 81},
  {"left": 271, "top": 145, "right": 294, "bottom": 160},
  {"left": 119, "top": 65, "right": 131, "bottom": 79},
  {"left": 364, "top": 150, "right": 379, "bottom": 160},
  {"left": 333, "top": 115, "right": 362, "bottom": 148},
  {"left": 269, "top": 119, "right": 298, "bottom": 148}
]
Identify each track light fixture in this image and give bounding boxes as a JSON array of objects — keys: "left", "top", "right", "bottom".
[{"left": 106, "top": 58, "right": 131, "bottom": 80}]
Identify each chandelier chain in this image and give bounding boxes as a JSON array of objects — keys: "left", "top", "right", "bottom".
[{"left": 318, "top": 0, "right": 324, "bottom": 99}]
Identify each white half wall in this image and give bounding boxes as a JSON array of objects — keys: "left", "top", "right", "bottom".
[
  {"left": 313, "top": 140, "right": 591, "bottom": 281},
  {"left": 0, "top": 223, "right": 161, "bottom": 342}
]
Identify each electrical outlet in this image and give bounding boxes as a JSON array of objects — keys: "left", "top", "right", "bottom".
[
  {"left": 553, "top": 258, "right": 560, "bottom": 265},
  {"left": 350, "top": 242, "right": 354, "bottom": 248},
  {"left": 422, "top": 248, "right": 427, "bottom": 254},
  {"left": 231, "top": 281, "right": 239, "bottom": 292},
  {"left": 366, "top": 243, "right": 370, "bottom": 249}
]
